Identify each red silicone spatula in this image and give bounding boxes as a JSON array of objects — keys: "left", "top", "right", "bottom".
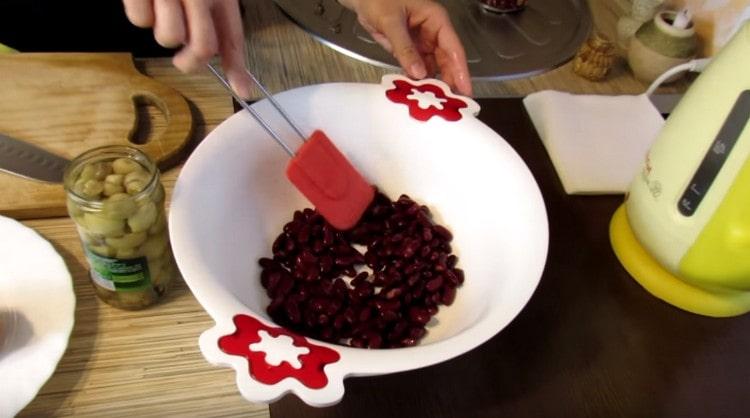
[{"left": 207, "top": 63, "right": 374, "bottom": 230}]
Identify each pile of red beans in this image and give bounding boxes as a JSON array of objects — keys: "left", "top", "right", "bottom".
[{"left": 258, "top": 191, "right": 464, "bottom": 348}]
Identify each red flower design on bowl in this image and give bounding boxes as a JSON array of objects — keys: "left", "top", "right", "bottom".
[
  {"left": 218, "top": 314, "right": 340, "bottom": 389},
  {"left": 385, "top": 78, "right": 473, "bottom": 122}
]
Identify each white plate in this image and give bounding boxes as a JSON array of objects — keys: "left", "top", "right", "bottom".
[
  {"left": 0, "top": 216, "right": 75, "bottom": 417},
  {"left": 169, "top": 75, "right": 548, "bottom": 406}
]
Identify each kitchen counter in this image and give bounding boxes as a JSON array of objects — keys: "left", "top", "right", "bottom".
[{"left": 240, "top": 0, "right": 693, "bottom": 99}]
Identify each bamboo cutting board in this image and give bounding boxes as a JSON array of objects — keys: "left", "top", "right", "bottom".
[{"left": 0, "top": 52, "right": 193, "bottom": 220}]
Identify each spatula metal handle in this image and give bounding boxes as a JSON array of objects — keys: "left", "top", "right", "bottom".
[
  {"left": 208, "top": 63, "right": 307, "bottom": 157},
  {"left": 244, "top": 69, "right": 307, "bottom": 143},
  {"left": 206, "top": 63, "right": 294, "bottom": 157}
]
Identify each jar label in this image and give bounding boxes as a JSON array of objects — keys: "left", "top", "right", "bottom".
[{"left": 84, "top": 247, "right": 151, "bottom": 292}]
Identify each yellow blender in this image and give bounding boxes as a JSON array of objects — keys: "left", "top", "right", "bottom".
[{"left": 610, "top": 21, "right": 750, "bottom": 317}]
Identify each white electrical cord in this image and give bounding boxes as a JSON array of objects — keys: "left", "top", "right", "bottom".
[{"left": 645, "top": 58, "right": 712, "bottom": 96}]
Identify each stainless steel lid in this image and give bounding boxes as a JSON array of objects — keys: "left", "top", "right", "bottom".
[{"left": 273, "top": 0, "right": 592, "bottom": 80}]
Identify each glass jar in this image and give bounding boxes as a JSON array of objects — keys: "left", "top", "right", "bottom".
[{"left": 63, "top": 145, "right": 177, "bottom": 310}]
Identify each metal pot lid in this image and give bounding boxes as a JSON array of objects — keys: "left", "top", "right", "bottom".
[{"left": 273, "top": 0, "right": 592, "bottom": 80}]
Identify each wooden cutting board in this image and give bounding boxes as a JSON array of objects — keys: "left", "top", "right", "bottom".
[{"left": 0, "top": 52, "right": 193, "bottom": 220}]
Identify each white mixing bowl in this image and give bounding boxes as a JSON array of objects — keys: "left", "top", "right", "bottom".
[{"left": 169, "top": 75, "right": 548, "bottom": 406}]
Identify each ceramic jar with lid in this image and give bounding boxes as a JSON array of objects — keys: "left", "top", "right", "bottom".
[
  {"left": 616, "top": 0, "right": 664, "bottom": 50},
  {"left": 627, "top": 10, "right": 698, "bottom": 84}
]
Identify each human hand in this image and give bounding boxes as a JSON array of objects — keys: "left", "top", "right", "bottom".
[
  {"left": 339, "top": 0, "right": 472, "bottom": 96},
  {"left": 122, "top": 0, "right": 253, "bottom": 98}
]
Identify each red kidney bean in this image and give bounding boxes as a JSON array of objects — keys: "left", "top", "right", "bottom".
[
  {"left": 272, "top": 235, "right": 285, "bottom": 253},
  {"left": 312, "top": 239, "right": 325, "bottom": 254},
  {"left": 258, "top": 257, "right": 277, "bottom": 269},
  {"left": 333, "top": 314, "right": 346, "bottom": 330},
  {"left": 442, "top": 286, "right": 457, "bottom": 305},
  {"left": 318, "top": 279, "right": 333, "bottom": 295},
  {"left": 379, "top": 309, "right": 399, "bottom": 322},
  {"left": 304, "top": 313, "right": 317, "bottom": 329},
  {"left": 433, "top": 225, "right": 453, "bottom": 241},
  {"left": 406, "top": 273, "right": 421, "bottom": 287},
  {"left": 365, "top": 331, "right": 383, "bottom": 348},
  {"left": 408, "top": 326, "right": 427, "bottom": 340},
  {"left": 284, "top": 238, "right": 296, "bottom": 254},
  {"left": 403, "top": 293, "right": 413, "bottom": 305},
  {"left": 351, "top": 271, "right": 369, "bottom": 287},
  {"left": 400, "top": 337, "right": 418, "bottom": 347},
  {"left": 334, "top": 255, "right": 352, "bottom": 266},
  {"left": 419, "top": 245, "right": 432, "bottom": 259},
  {"left": 408, "top": 307, "right": 430, "bottom": 325},
  {"left": 264, "top": 270, "right": 280, "bottom": 292},
  {"left": 352, "top": 283, "right": 374, "bottom": 300},
  {"left": 388, "top": 320, "right": 409, "bottom": 340},
  {"left": 327, "top": 299, "right": 342, "bottom": 316},
  {"left": 454, "top": 268, "right": 465, "bottom": 285},
  {"left": 309, "top": 297, "right": 326, "bottom": 313},
  {"left": 297, "top": 224, "right": 311, "bottom": 243},
  {"left": 350, "top": 337, "right": 366, "bottom": 348},
  {"left": 304, "top": 267, "right": 320, "bottom": 282},
  {"left": 405, "top": 261, "right": 423, "bottom": 276},
  {"left": 373, "top": 298, "right": 400, "bottom": 313},
  {"left": 333, "top": 278, "right": 348, "bottom": 295},
  {"left": 384, "top": 271, "right": 402, "bottom": 288},
  {"left": 322, "top": 225, "right": 334, "bottom": 245},
  {"left": 444, "top": 269, "right": 460, "bottom": 286},
  {"left": 320, "top": 327, "right": 335, "bottom": 340},
  {"left": 284, "top": 300, "right": 302, "bottom": 324},
  {"left": 319, "top": 255, "right": 334, "bottom": 273},
  {"left": 411, "top": 282, "right": 425, "bottom": 300},
  {"left": 422, "top": 226, "right": 433, "bottom": 242},
  {"left": 275, "top": 276, "right": 294, "bottom": 297},
  {"left": 429, "top": 292, "right": 443, "bottom": 305},
  {"left": 382, "top": 286, "right": 403, "bottom": 300},
  {"left": 364, "top": 252, "right": 378, "bottom": 269},
  {"left": 351, "top": 321, "right": 371, "bottom": 337},
  {"left": 425, "top": 276, "right": 444, "bottom": 293},
  {"left": 358, "top": 306, "right": 372, "bottom": 322},
  {"left": 402, "top": 240, "right": 420, "bottom": 259},
  {"left": 267, "top": 294, "right": 285, "bottom": 312},
  {"left": 343, "top": 307, "right": 356, "bottom": 324}
]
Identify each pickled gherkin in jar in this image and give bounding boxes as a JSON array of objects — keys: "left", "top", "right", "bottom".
[{"left": 64, "top": 146, "right": 177, "bottom": 309}]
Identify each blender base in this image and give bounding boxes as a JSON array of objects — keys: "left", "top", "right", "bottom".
[{"left": 610, "top": 204, "right": 750, "bottom": 317}]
